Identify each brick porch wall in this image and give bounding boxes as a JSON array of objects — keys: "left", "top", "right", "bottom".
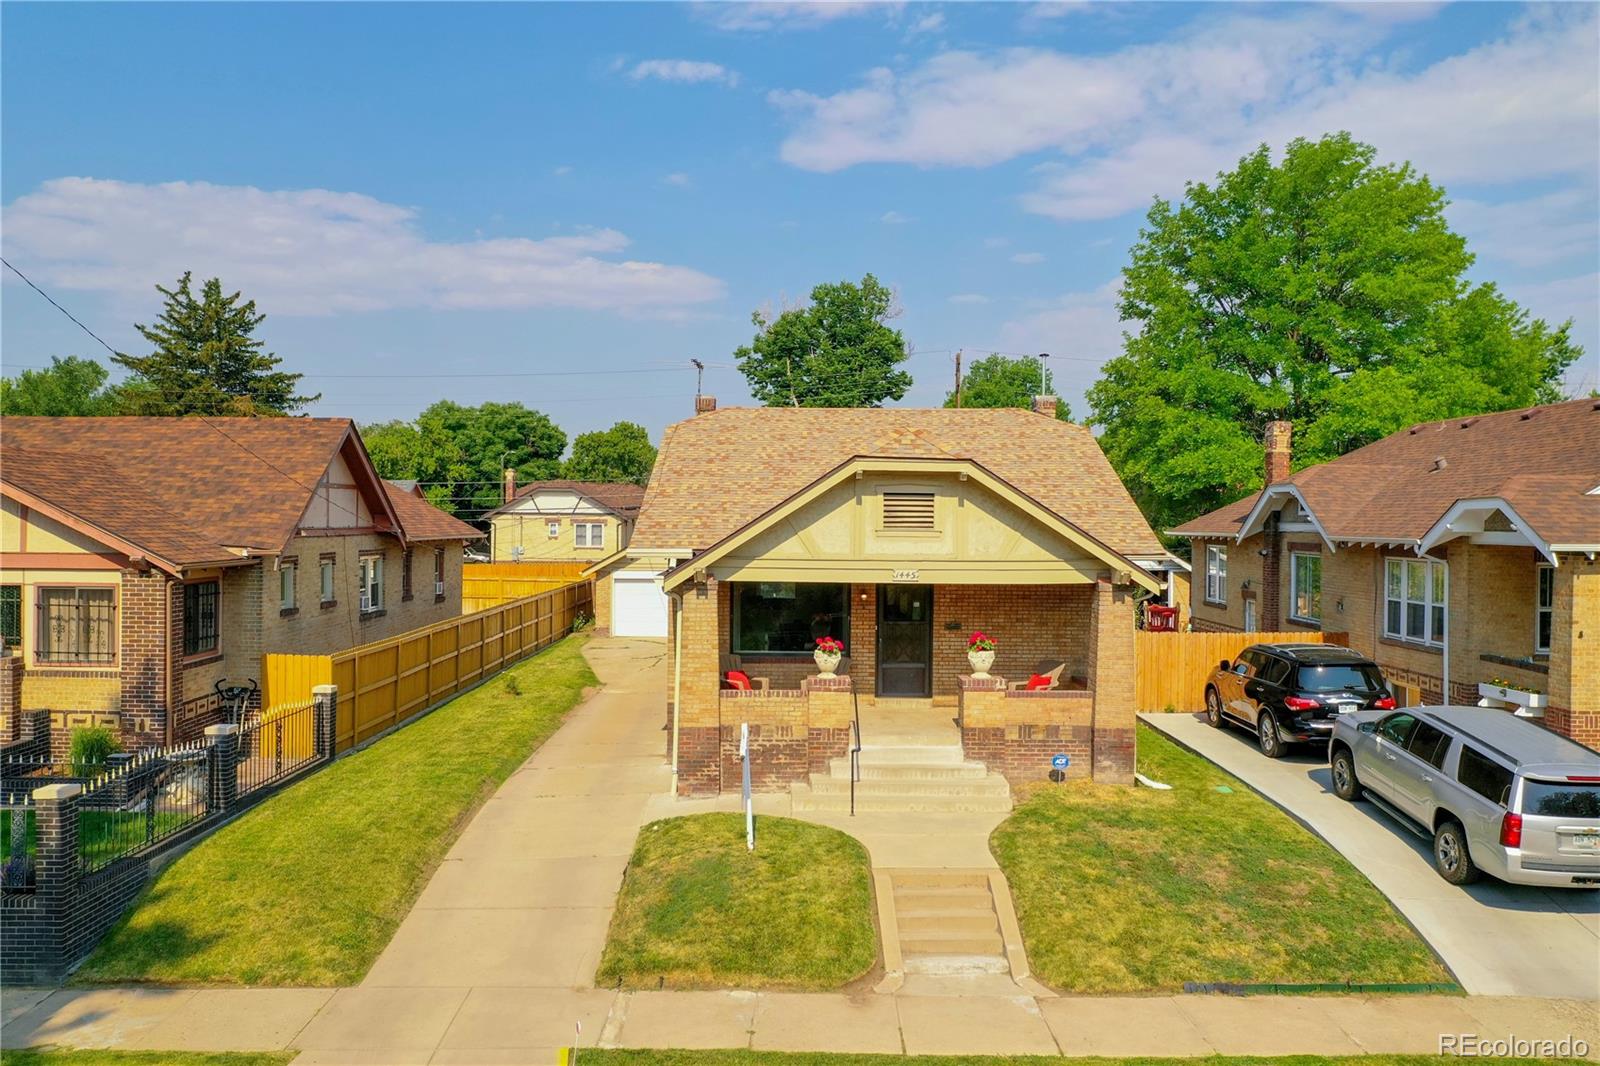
[{"left": 959, "top": 678, "right": 1094, "bottom": 784}]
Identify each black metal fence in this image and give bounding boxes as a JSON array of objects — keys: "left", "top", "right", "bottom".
[
  {"left": 2, "top": 793, "right": 36, "bottom": 891},
  {"left": 237, "top": 699, "right": 318, "bottom": 797},
  {"left": 76, "top": 740, "right": 213, "bottom": 876}
]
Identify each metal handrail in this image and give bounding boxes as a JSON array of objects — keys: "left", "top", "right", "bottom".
[{"left": 849, "top": 687, "right": 862, "bottom": 817}]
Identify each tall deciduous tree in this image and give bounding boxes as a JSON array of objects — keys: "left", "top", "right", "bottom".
[
  {"left": 945, "top": 354, "right": 1071, "bottom": 420},
  {"left": 735, "top": 274, "right": 911, "bottom": 407},
  {"left": 564, "top": 421, "right": 656, "bottom": 485},
  {"left": 114, "top": 272, "right": 318, "bottom": 415},
  {"left": 1089, "top": 133, "right": 1580, "bottom": 532},
  {"left": 0, "top": 356, "right": 124, "bottom": 415},
  {"left": 361, "top": 401, "right": 566, "bottom": 520}
]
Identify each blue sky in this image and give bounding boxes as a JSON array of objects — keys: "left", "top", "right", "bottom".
[{"left": 4, "top": 1, "right": 1596, "bottom": 446}]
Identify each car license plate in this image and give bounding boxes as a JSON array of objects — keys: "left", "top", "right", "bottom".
[
  {"left": 1572, "top": 833, "right": 1600, "bottom": 852},
  {"left": 1337, "top": 703, "right": 1359, "bottom": 714}
]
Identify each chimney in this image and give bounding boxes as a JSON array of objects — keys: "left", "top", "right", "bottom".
[
  {"left": 1264, "top": 421, "right": 1292, "bottom": 484},
  {"left": 502, "top": 468, "right": 516, "bottom": 504},
  {"left": 1031, "top": 395, "right": 1058, "bottom": 418},
  {"left": 695, "top": 395, "right": 717, "bottom": 415}
]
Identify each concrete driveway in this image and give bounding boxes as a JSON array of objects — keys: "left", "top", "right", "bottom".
[{"left": 1142, "top": 712, "right": 1600, "bottom": 1001}]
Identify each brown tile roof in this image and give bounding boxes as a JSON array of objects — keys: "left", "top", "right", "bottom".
[
  {"left": 0, "top": 417, "right": 468, "bottom": 569},
  {"left": 632, "top": 407, "right": 1163, "bottom": 558},
  {"left": 383, "top": 481, "right": 479, "bottom": 541},
  {"left": 487, "top": 480, "right": 646, "bottom": 519},
  {"left": 1171, "top": 397, "right": 1600, "bottom": 546}
]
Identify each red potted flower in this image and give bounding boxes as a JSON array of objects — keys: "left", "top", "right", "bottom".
[
  {"left": 813, "top": 636, "right": 844, "bottom": 678},
  {"left": 967, "top": 631, "right": 997, "bottom": 678}
]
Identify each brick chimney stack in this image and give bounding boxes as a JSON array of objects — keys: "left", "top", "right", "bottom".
[
  {"left": 502, "top": 468, "right": 516, "bottom": 503},
  {"left": 1264, "top": 421, "right": 1292, "bottom": 484},
  {"left": 695, "top": 395, "right": 717, "bottom": 414},
  {"left": 1031, "top": 395, "right": 1059, "bottom": 418}
]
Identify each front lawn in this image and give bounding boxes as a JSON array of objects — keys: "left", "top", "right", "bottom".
[
  {"left": 991, "top": 724, "right": 1451, "bottom": 994},
  {"left": 597, "top": 813, "right": 877, "bottom": 990},
  {"left": 76, "top": 635, "right": 596, "bottom": 986}
]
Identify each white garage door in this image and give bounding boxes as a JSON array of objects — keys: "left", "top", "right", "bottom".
[{"left": 612, "top": 572, "right": 668, "bottom": 637}]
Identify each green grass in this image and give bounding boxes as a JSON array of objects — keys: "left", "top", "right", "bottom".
[
  {"left": 597, "top": 813, "right": 877, "bottom": 990},
  {"left": 4, "top": 810, "right": 192, "bottom": 869},
  {"left": 990, "top": 724, "right": 1451, "bottom": 994},
  {"left": 74, "top": 635, "right": 597, "bottom": 986},
  {"left": 1, "top": 1053, "right": 293, "bottom": 1066},
  {"left": 579, "top": 1054, "right": 1578, "bottom": 1066}
]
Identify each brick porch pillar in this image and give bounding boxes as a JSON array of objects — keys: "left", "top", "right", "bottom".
[
  {"left": 675, "top": 577, "right": 724, "bottom": 796},
  {"left": 1546, "top": 557, "right": 1600, "bottom": 751},
  {"left": 0, "top": 649, "right": 24, "bottom": 742},
  {"left": 1088, "top": 577, "right": 1137, "bottom": 784}
]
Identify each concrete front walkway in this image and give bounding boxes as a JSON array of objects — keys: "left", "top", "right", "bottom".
[{"left": 1142, "top": 712, "right": 1600, "bottom": 1001}]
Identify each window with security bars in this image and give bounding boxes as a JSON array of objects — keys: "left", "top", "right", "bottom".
[
  {"left": 882, "top": 491, "right": 936, "bottom": 531},
  {"left": 183, "top": 581, "right": 219, "bottom": 656},
  {"left": 37, "top": 586, "right": 117, "bottom": 663},
  {"left": 0, "top": 585, "right": 20, "bottom": 648}
]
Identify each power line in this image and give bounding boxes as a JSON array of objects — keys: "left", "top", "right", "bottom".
[{"left": 2, "top": 258, "right": 127, "bottom": 359}]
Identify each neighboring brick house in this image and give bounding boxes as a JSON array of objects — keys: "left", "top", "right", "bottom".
[
  {"left": 632, "top": 395, "right": 1170, "bottom": 796},
  {"left": 0, "top": 417, "right": 477, "bottom": 752},
  {"left": 1171, "top": 398, "right": 1600, "bottom": 750}
]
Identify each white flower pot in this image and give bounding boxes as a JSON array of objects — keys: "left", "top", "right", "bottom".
[
  {"left": 967, "top": 648, "right": 995, "bottom": 679},
  {"left": 814, "top": 649, "right": 842, "bottom": 678},
  {"left": 1477, "top": 682, "right": 1546, "bottom": 717}
]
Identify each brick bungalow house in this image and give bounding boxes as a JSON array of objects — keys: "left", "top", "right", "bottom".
[
  {"left": 626, "top": 396, "right": 1169, "bottom": 797},
  {"left": 1171, "top": 398, "right": 1600, "bottom": 750},
  {"left": 0, "top": 417, "right": 477, "bottom": 753},
  {"left": 483, "top": 478, "right": 645, "bottom": 565}
]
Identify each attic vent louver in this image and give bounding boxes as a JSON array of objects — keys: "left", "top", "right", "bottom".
[{"left": 883, "top": 491, "right": 936, "bottom": 531}]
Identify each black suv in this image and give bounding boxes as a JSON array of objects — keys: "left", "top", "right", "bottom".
[{"left": 1204, "top": 643, "right": 1396, "bottom": 758}]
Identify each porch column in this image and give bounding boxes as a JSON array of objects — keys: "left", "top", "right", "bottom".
[
  {"left": 1547, "top": 556, "right": 1600, "bottom": 751},
  {"left": 675, "top": 576, "right": 724, "bottom": 796},
  {"left": 1088, "top": 577, "right": 1137, "bottom": 784}
]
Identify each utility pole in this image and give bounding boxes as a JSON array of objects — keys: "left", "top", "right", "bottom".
[{"left": 954, "top": 349, "right": 963, "bottom": 408}]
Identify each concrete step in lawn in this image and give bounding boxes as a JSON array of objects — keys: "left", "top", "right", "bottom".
[{"left": 888, "top": 869, "right": 1010, "bottom": 976}]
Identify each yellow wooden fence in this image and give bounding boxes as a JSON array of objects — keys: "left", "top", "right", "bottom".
[
  {"left": 261, "top": 579, "right": 593, "bottom": 753},
  {"left": 1136, "top": 630, "right": 1350, "bottom": 712},
  {"left": 463, "top": 561, "right": 590, "bottom": 614}
]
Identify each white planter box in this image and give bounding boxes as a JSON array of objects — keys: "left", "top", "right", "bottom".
[{"left": 1478, "top": 682, "right": 1547, "bottom": 717}]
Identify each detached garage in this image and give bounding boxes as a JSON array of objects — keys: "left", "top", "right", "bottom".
[{"left": 584, "top": 549, "right": 676, "bottom": 639}]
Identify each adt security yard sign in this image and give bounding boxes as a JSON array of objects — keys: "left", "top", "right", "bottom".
[{"left": 1051, "top": 753, "right": 1071, "bottom": 770}]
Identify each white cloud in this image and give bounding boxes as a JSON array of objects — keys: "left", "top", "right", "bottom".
[
  {"left": 772, "top": 7, "right": 1599, "bottom": 224},
  {"left": 663, "top": 172, "right": 694, "bottom": 187},
  {"left": 629, "top": 59, "right": 740, "bottom": 86},
  {"left": 1448, "top": 189, "right": 1600, "bottom": 271},
  {"left": 949, "top": 292, "right": 991, "bottom": 305},
  {"left": 997, "top": 279, "right": 1127, "bottom": 410},
  {"left": 906, "top": 11, "right": 944, "bottom": 36},
  {"left": 553, "top": 165, "right": 575, "bottom": 176},
  {"left": 0, "top": 177, "right": 726, "bottom": 317},
  {"left": 1010, "top": 252, "right": 1045, "bottom": 265},
  {"left": 694, "top": 1, "right": 894, "bottom": 32},
  {"left": 879, "top": 209, "right": 913, "bottom": 224}
]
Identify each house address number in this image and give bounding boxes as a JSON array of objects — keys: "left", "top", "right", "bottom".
[{"left": 891, "top": 569, "right": 920, "bottom": 582}]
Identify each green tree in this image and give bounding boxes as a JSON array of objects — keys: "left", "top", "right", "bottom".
[
  {"left": 361, "top": 401, "right": 566, "bottom": 520},
  {"left": 0, "top": 356, "right": 124, "bottom": 415},
  {"left": 946, "top": 354, "right": 1071, "bottom": 420},
  {"left": 113, "top": 272, "right": 318, "bottom": 415},
  {"left": 564, "top": 421, "right": 656, "bottom": 485},
  {"left": 1088, "top": 133, "right": 1580, "bottom": 532},
  {"left": 735, "top": 274, "right": 911, "bottom": 407}
]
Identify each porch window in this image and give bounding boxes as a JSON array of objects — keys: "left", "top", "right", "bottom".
[
  {"left": 1535, "top": 564, "right": 1553, "bottom": 654},
  {"left": 183, "top": 580, "right": 219, "bottom": 657},
  {"left": 1289, "top": 552, "right": 1321, "bottom": 623},
  {"left": 1204, "top": 544, "right": 1227, "bottom": 604},
  {"left": 1385, "top": 557, "right": 1445, "bottom": 647},
  {"left": 36, "top": 586, "right": 116, "bottom": 664},
  {"left": 731, "top": 582, "right": 849, "bottom": 656}
]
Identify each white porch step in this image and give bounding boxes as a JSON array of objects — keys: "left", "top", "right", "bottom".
[
  {"left": 790, "top": 783, "right": 1012, "bottom": 813},
  {"left": 808, "top": 773, "right": 1010, "bottom": 797},
  {"left": 829, "top": 758, "right": 989, "bottom": 780}
]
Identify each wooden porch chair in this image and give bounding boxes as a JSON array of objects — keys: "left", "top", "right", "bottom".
[
  {"left": 719, "top": 653, "right": 770, "bottom": 691},
  {"left": 1008, "top": 661, "right": 1066, "bottom": 691}
]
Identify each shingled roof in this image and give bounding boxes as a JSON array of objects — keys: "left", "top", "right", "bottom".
[
  {"left": 1, "top": 417, "right": 471, "bottom": 571},
  {"left": 485, "top": 479, "right": 646, "bottom": 519},
  {"left": 1170, "top": 397, "right": 1600, "bottom": 549},
  {"left": 631, "top": 407, "right": 1164, "bottom": 558},
  {"left": 383, "top": 480, "right": 481, "bottom": 542}
]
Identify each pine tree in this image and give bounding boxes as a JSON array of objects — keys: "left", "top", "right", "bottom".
[{"left": 114, "top": 273, "right": 318, "bottom": 415}]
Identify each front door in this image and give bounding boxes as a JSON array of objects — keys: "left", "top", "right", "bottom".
[{"left": 877, "top": 585, "right": 933, "bottom": 697}]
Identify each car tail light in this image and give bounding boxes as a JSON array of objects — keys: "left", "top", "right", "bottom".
[
  {"left": 1500, "top": 812, "right": 1523, "bottom": 848},
  {"left": 1567, "top": 775, "right": 1600, "bottom": 782},
  {"left": 1283, "top": 696, "right": 1319, "bottom": 711},
  {"left": 1373, "top": 697, "right": 1396, "bottom": 710}
]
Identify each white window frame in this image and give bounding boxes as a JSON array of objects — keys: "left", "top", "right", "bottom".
[
  {"left": 319, "top": 559, "right": 335, "bottom": 603},
  {"left": 547, "top": 520, "right": 560, "bottom": 539},
  {"left": 1289, "top": 552, "right": 1321, "bottom": 624},
  {"left": 280, "top": 561, "right": 297, "bottom": 611},
  {"left": 1204, "top": 544, "right": 1227, "bottom": 605},
  {"left": 575, "top": 522, "right": 604, "bottom": 549},
  {"left": 434, "top": 549, "right": 446, "bottom": 598},
  {"left": 1535, "top": 563, "right": 1554, "bottom": 655},
  {"left": 1384, "top": 557, "right": 1446, "bottom": 648},
  {"left": 359, "top": 554, "right": 384, "bottom": 613}
]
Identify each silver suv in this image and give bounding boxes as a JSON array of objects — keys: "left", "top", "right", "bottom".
[{"left": 1329, "top": 706, "right": 1600, "bottom": 888}]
